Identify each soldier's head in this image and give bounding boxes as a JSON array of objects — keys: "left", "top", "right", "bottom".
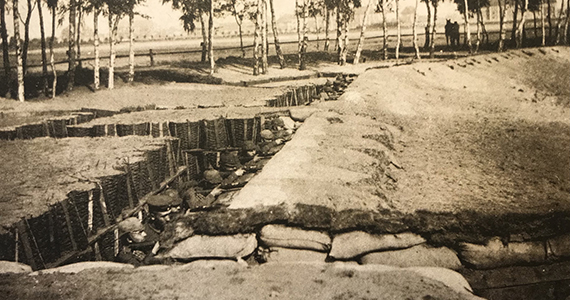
[
  {"left": 146, "top": 194, "right": 183, "bottom": 229},
  {"left": 203, "top": 169, "right": 223, "bottom": 185},
  {"left": 219, "top": 150, "right": 241, "bottom": 171},
  {"left": 260, "top": 129, "right": 274, "bottom": 141},
  {"left": 118, "top": 217, "right": 147, "bottom": 243},
  {"left": 242, "top": 141, "right": 257, "bottom": 157},
  {"left": 272, "top": 118, "right": 285, "bottom": 130}
]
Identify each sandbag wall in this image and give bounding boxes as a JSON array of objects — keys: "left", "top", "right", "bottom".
[{"left": 0, "top": 140, "right": 179, "bottom": 270}]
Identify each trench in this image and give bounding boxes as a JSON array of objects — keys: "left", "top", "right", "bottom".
[{"left": 1, "top": 76, "right": 569, "bottom": 300}]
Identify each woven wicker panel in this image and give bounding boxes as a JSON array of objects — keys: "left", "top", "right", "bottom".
[
  {"left": 0, "top": 130, "right": 16, "bottom": 140},
  {"left": 107, "top": 124, "right": 116, "bottom": 136},
  {"left": 151, "top": 123, "right": 160, "bottom": 138},
  {"left": 47, "top": 119, "right": 68, "bottom": 138},
  {"left": 116, "top": 124, "right": 134, "bottom": 137},
  {"left": 67, "top": 126, "right": 94, "bottom": 138},
  {"left": 170, "top": 139, "right": 181, "bottom": 167},
  {"left": 76, "top": 113, "right": 94, "bottom": 124},
  {"left": 92, "top": 125, "right": 107, "bottom": 137},
  {"left": 184, "top": 152, "right": 201, "bottom": 179},
  {"left": 0, "top": 231, "right": 15, "bottom": 261},
  {"left": 131, "top": 160, "right": 153, "bottom": 201},
  {"left": 50, "top": 202, "right": 75, "bottom": 256},
  {"left": 99, "top": 175, "right": 129, "bottom": 222},
  {"left": 68, "top": 192, "right": 90, "bottom": 249},
  {"left": 89, "top": 188, "right": 106, "bottom": 232},
  {"left": 25, "top": 213, "right": 58, "bottom": 266},
  {"left": 133, "top": 123, "right": 150, "bottom": 136},
  {"left": 188, "top": 121, "right": 202, "bottom": 150},
  {"left": 97, "top": 230, "right": 117, "bottom": 261},
  {"left": 170, "top": 122, "right": 189, "bottom": 150},
  {"left": 203, "top": 119, "right": 230, "bottom": 150},
  {"left": 16, "top": 124, "right": 46, "bottom": 139}
]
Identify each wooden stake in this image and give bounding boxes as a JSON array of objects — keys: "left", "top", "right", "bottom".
[
  {"left": 61, "top": 200, "right": 78, "bottom": 251},
  {"left": 14, "top": 227, "right": 19, "bottom": 262},
  {"left": 97, "top": 183, "right": 111, "bottom": 227}
]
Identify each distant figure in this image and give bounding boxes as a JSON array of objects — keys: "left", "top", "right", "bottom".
[
  {"left": 451, "top": 22, "right": 460, "bottom": 47},
  {"left": 445, "top": 20, "right": 453, "bottom": 46}
]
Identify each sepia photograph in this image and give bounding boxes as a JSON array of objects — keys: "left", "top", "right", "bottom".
[{"left": 0, "top": 0, "right": 569, "bottom": 298}]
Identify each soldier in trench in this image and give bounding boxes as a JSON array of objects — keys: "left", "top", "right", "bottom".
[
  {"left": 258, "top": 129, "right": 285, "bottom": 156},
  {"left": 115, "top": 217, "right": 162, "bottom": 266}
]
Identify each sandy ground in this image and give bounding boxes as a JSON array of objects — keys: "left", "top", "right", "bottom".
[{"left": 0, "top": 136, "right": 172, "bottom": 230}]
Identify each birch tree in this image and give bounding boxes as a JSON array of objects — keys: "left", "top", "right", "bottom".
[
  {"left": 13, "top": 0, "right": 25, "bottom": 101},
  {"left": 354, "top": 0, "right": 375, "bottom": 64},
  {"left": 67, "top": 0, "right": 76, "bottom": 91},
  {"left": 260, "top": 0, "right": 267, "bottom": 73},
  {"left": 269, "top": 0, "right": 285, "bottom": 68},
  {"left": 37, "top": 0, "right": 49, "bottom": 96},
  {"left": 375, "top": 0, "right": 390, "bottom": 60},
  {"left": 1, "top": 0, "right": 11, "bottom": 97},
  {"left": 21, "top": 0, "right": 35, "bottom": 75},
  {"left": 47, "top": 0, "right": 58, "bottom": 97},
  {"left": 395, "top": 0, "right": 400, "bottom": 62},
  {"left": 253, "top": 0, "right": 260, "bottom": 74},
  {"left": 429, "top": 0, "right": 438, "bottom": 58},
  {"left": 412, "top": 0, "right": 421, "bottom": 59},
  {"left": 497, "top": 0, "right": 507, "bottom": 51},
  {"left": 423, "top": 0, "right": 431, "bottom": 49},
  {"left": 323, "top": 2, "right": 331, "bottom": 50}
]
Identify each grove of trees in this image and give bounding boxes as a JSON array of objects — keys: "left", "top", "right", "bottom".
[{"left": 0, "top": 0, "right": 569, "bottom": 101}]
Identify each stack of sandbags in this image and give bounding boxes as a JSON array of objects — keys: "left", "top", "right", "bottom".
[
  {"left": 459, "top": 237, "right": 547, "bottom": 269},
  {"left": 258, "top": 225, "right": 331, "bottom": 263},
  {"left": 360, "top": 244, "right": 463, "bottom": 270},
  {"left": 547, "top": 233, "right": 570, "bottom": 259},
  {"left": 329, "top": 231, "right": 426, "bottom": 260},
  {"left": 158, "top": 234, "right": 257, "bottom": 261}
]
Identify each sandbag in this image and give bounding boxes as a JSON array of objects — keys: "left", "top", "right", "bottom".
[
  {"left": 0, "top": 261, "right": 32, "bottom": 274},
  {"left": 160, "top": 234, "right": 257, "bottom": 260},
  {"left": 329, "top": 231, "right": 426, "bottom": 259},
  {"left": 406, "top": 267, "right": 474, "bottom": 294},
  {"left": 360, "top": 244, "right": 462, "bottom": 270},
  {"left": 547, "top": 233, "right": 570, "bottom": 259},
  {"left": 259, "top": 225, "right": 331, "bottom": 252},
  {"left": 279, "top": 116, "right": 297, "bottom": 130},
  {"left": 30, "top": 262, "right": 134, "bottom": 275},
  {"left": 289, "top": 108, "right": 319, "bottom": 122},
  {"left": 460, "top": 237, "right": 546, "bottom": 269},
  {"left": 262, "top": 247, "right": 328, "bottom": 263}
]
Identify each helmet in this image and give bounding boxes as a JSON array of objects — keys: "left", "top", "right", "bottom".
[
  {"left": 203, "top": 169, "right": 223, "bottom": 184},
  {"left": 147, "top": 194, "right": 182, "bottom": 212},
  {"left": 260, "top": 130, "right": 274, "bottom": 140},
  {"left": 118, "top": 217, "right": 144, "bottom": 234},
  {"left": 242, "top": 141, "right": 257, "bottom": 151},
  {"left": 219, "top": 151, "right": 241, "bottom": 170}
]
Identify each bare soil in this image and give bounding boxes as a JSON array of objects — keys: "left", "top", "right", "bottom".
[{"left": 0, "top": 136, "right": 172, "bottom": 230}]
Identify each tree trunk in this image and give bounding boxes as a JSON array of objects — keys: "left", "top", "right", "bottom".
[
  {"left": 336, "top": 7, "right": 342, "bottom": 61},
  {"left": 541, "top": 1, "right": 546, "bottom": 45},
  {"left": 68, "top": 0, "right": 76, "bottom": 92},
  {"left": 463, "top": 0, "right": 472, "bottom": 53},
  {"left": 1, "top": 0, "right": 12, "bottom": 98},
  {"left": 232, "top": 2, "right": 245, "bottom": 58},
  {"left": 315, "top": 15, "right": 319, "bottom": 49},
  {"left": 108, "top": 13, "right": 116, "bottom": 90},
  {"left": 341, "top": 14, "right": 349, "bottom": 65},
  {"left": 396, "top": 0, "right": 401, "bottom": 62},
  {"left": 479, "top": 8, "right": 489, "bottom": 44},
  {"left": 547, "top": 0, "right": 552, "bottom": 41},
  {"left": 128, "top": 9, "right": 135, "bottom": 82},
  {"left": 296, "top": 0, "right": 302, "bottom": 66},
  {"left": 261, "top": 0, "right": 268, "bottom": 74},
  {"left": 94, "top": 8, "right": 100, "bottom": 90},
  {"left": 430, "top": 0, "right": 438, "bottom": 58},
  {"left": 49, "top": 4, "right": 56, "bottom": 98},
  {"left": 269, "top": 0, "right": 285, "bottom": 68},
  {"left": 554, "top": 0, "right": 565, "bottom": 44},
  {"left": 76, "top": 5, "right": 82, "bottom": 68},
  {"left": 533, "top": 11, "right": 538, "bottom": 38},
  {"left": 498, "top": 0, "right": 506, "bottom": 51},
  {"left": 512, "top": 0, "right": 519, "bottom": 43},
  {"left": 475, "top": 3, "right": 481, "bottom": 53},
  {"left": 13, "top": 0, "right": 25, "bottom": 101},
  {"left": 22, "top": 0, "right": 33, "bottom": 75},
  {"left": 564, "top": 0, "right": 569, "bottom": 44},
  {"left": 354, "top": 0, "right": 373, "bottom": 64},
  {"left": 424, "top": 0, "right": 432, "bottom": 49},
  {"left": 324, "top": 6, "right": 330, "bottom": 51},
  {"left": 334, "top": 7, "right": 339, "bottom": 51},
  {"left": 199, "top": 10, "right": 207, "bottom": 63},
  {"left": 208, "top": 0, "right": 215, "bottom": 75},
  {"left": 253, "top": 0, "right": 261, "bottom": 75},
  {"left": 413, "top": 0, "right": 421, "bottom": 59},
  {"left": 300, "top": 0, "right": 308, "bottom": 70},
  {"left": 37, "top": 0, "right": 48, "bottom": 96},
  {"left": 381, "top": 0, "right": 388, "bottom": 60},
  {"left": 516, "top": 0, "right": 527, "bottom": 47}
]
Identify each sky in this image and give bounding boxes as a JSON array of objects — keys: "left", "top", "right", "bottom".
[{"left": 2, "top": 0, "right": 462, "bottom": 40}]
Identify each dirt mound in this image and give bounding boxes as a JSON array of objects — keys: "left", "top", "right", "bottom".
[{"left": 319, "top": 47, "right": 570, "bottom": 218}]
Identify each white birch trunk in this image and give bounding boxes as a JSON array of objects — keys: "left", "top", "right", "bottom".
[
  {"left": 541, "top": 1, "right": 546, "bottom": 46},
  {"left": 412, "top": 0, "right": 421, "bottom": 59},
  {"left": 13, "top": 0, "right": 24, "bottom": 101},
  {"left": 463, "top": 0, "right": 472, "bottom": 53},
  {"left": 108, "top": 13, "right": 115, "bottom": 90},
  {"left": 49, "top": 5, "right": 56, "bottom": 98},
  {"left": 208, "top": 0, "right": 215, "bottom": 75},
  {"left": 261, "top": 0, "right": 268, "bottom": 74},
  {"left": 516, "top": 0, "right": 528, "bottom": 47},
  {"left": 396, "top": 0, "right": 401, "bottom": 62},
  {"left": 354, "top": 0, "right": 374, "bottom": 64},
  {"left": 128, "top": 10, "right": 135, "bottom": 82},
  {"left": 94, "top": 8, "right": 100, "bottom": 90}
]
